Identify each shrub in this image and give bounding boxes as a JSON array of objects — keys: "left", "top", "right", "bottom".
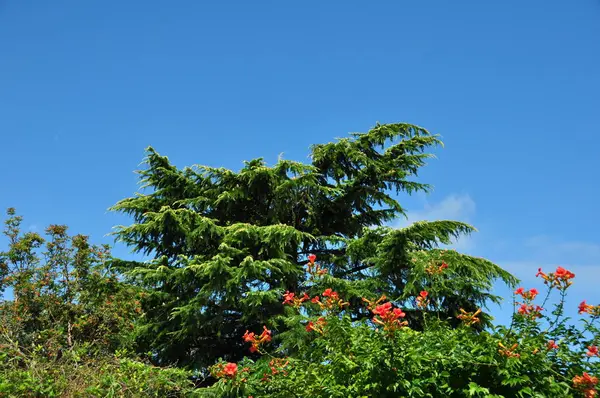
[{"left": 202, "top": 257, "right": 599, "bottom": 397}]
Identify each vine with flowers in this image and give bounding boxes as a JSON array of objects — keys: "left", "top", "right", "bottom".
[{"left": 201, "top": 256, "right": 600, "bottom": 398}]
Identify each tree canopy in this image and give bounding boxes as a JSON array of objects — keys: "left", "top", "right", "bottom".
[
  {"left": 2, "top": 122, "right": 598, "bottom": 397},
  {"left": 111, "top": 123, "right": 516, "bottom": 370}
]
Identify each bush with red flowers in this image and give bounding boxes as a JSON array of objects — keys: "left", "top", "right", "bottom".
[
  {"left": 202, "top": 256, "right": 600, "bottom": 397},
  {"left": 3, "top": 123, "right": 599, "bottom": 397}
]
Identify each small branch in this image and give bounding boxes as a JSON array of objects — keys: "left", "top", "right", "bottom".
[
  {"left": 339, "top": 263, "right": 373, "bottom": 277},
  {"left": 296, "top": 249, "right": 346, "bottom": 257},
  {"left": 67, "top": 321, "right": 73, "bottom": 349}
]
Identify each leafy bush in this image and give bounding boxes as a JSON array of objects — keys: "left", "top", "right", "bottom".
[
  {"left": 3, "top": 123, "right": 598, "bottom": 397},
  {"left": 202, "top": 257, "right": 600, "bottom": 397},
  {"left": 0, "top": 347, "right": 195, "bottom": 397},
  {"left": 0, "top": 209, "right": 194, "bottom": 397}
]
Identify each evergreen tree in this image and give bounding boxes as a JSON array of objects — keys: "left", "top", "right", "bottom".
[{"left": 111, "top": 123, "right": 516, "bottom": 370}]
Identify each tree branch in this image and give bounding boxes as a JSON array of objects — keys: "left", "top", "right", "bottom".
[{"left": 339, "top": 263, "right": 373, "bottom": 277}]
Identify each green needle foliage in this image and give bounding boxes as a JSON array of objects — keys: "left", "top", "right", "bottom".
[{"left": 111, "top": 122, "right": 516, "bottom": 370}]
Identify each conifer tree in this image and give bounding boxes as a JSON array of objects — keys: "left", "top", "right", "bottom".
[{"left": 111, "top": 123, "right": 516, "bottom": 370}]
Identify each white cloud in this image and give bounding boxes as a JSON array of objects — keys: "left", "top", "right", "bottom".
[
  {"left": 523, "top": 236, "right": 600, "bottom": 265},
  {"left": 387, "top": 193, "right": 600, "bottom": 313},
  {"left": 394, "top": 194, "right": 477, "bottom": 252},
  {"left": 404, "top": 194, "right": 476, "bottom": 224}
]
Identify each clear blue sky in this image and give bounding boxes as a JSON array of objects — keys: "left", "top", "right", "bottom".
[{"left": 1, "top": 0, "right": 599, "bottom": 323}]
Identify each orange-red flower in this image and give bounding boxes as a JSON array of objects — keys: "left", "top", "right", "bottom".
[
  {"left": 243, "top": 326, "right": 272, "bottom": 353},
  {"left": 537, "top": 266, "right": 575, "bottom": 290},
  {"left": 536, "top": 267, "right": 547, "bottom": 279},
  {"left": 555, "top": 266, "right": 575, "bottom": 280},
  {"left": 305, "top": 321, "right": 314, "bottom": 332},
  {"left": 316, "top": 289, "right": 348, "bottom": 310},
  {"left": 260, "top": 358, "right": 290, "bottom": 382},
  {"left": 515, "top": 287, "right": 539, "bottom": 300},
  {"left": 223, "top": 362, "right": 238, "bottom": 377},
  {"left": 373, "top": 302, "right": 392, "bottom": 317},
  {"left": 322, "top": 288, "right": 339, "bottom": 300},
  {"left": 517, "top": 303, "right": 543, "bottom": 319},
  {"left": 573, "top": 372, "right": 598, "bottom": 398},
  {"left": 269, "top": 358, "right": 289, "bottom": 376},
  {"left": 283, "top": 291, "right": 309, "bottom": 308},
  {"left": 579, "top": 300, "right": 600, "bottom": 316},
  {"left": 457, "top": 308, "right": 482, "bottom": 326},
  {"left": 212, "top": 362, "right": 239, "bottom": 379},
  {"left": 368, "top": 300, "right": 407, "bottom": 332},
  {"left": 580, "top": 300, "right": 593, "bottom": 314},
  {"left": 416, "top": 290, "right": 429, "bottom": 309},
  {"left": 426, "top": 261, "right": 449, "bottom": 275},
  {"left": 306, "top": 317, "right": 327, "bottom": 334},
  {"left": 498, "top": 342, "right": 520, "bottom": 358},
  {"left": 546, "top": 340, "right": 559, "bottom": 350},
  {"left": 587, "top": 346, "right": 599, "bottom": 357},
  {"left": 282, "top": 291, "right": 295, "bottom": 305},
  {"left": 306, "top": 254, "right": 327, "bottom": 277}
]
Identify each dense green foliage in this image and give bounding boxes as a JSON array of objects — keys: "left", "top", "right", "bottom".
[
  {"left": 1, "top": 122, "right": 598, "bottom": 397},
  {"left": 0, "top": 209, "right": 195, "bottom": 396},
  {"left": 202, "top": 260, "right": 600, "bottom": 397},
  {"left": 111, "top": 123, "right": 515, "bottom": 370}
]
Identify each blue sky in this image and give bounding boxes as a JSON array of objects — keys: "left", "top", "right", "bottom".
[{"left": 1, "top": 0, "right": 599, "bottom": 324}]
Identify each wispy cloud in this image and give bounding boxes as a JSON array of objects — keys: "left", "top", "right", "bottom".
[
  {"left": 404, "top": 194, "right": 476, "bottom": 224},
  {"left": 395, "top": 194, "right": 477, "bottom": 252},
  {"left": 391, "top": 193, "right": 600, "bottom": 318},
  {"left": 523, "top": 236, "right": 600, "bottom": 265}
]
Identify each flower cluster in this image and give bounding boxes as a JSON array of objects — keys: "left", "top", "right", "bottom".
[
  {"left": 457, "top": 308, "right": 481, "bottom": 326},
  {"left": 498, "top": 342, "right": 520, "bottom": 358},
  {"left": 306, "top": 254, "right": 327, "bottom": 277},
  {"left": 536, "top": 266, "right": 575, "bottom": 290},
  {"left": 514, "top": 286, "right": 543, "bottom": 319},
  {"left": 416, "top": 290, "right": 429, "bottom": 309},
  {"left": 212, "top": 362, "right": 238, "bottom": 378},
  {"left": 517, "top": 303, "right": 543, "bottom": 318},
  {"left": 546, "top": 340, "right": 559, "bottom": 350},
  {"left": 261, "top": 358, "right": 290, "bottom": 382},
  {"left": 425, "top": 261, "right": 448, "bottom": 276},
  {"left": 211, "top": 253, "right": 600, "bottom": 395},
  {"left": 306, "top": 317, "right": 326, "bottom": 334},
  {"left": 363, "top": 295, "right": 407, "bottom": 333},
  {"left": 515, "top": 287, "right": 539, "bottom": 300},
  {"left": 312, "top": 288, "right": 349, "bottom": 310},
  {"left": 211, "top": 362, "right": 253, "bottom": 385},
  {"left": 579, "top": 300, "right": 600, "bottom": 316},
  {"left": 573, "top": 372, "right": 598, "bottom": 398},
  {"left": 283, "top": 291, "right": 309, "bottom": 308},
  {"left": 242, "top": 326, "right": 272, "bottom": 353}
]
